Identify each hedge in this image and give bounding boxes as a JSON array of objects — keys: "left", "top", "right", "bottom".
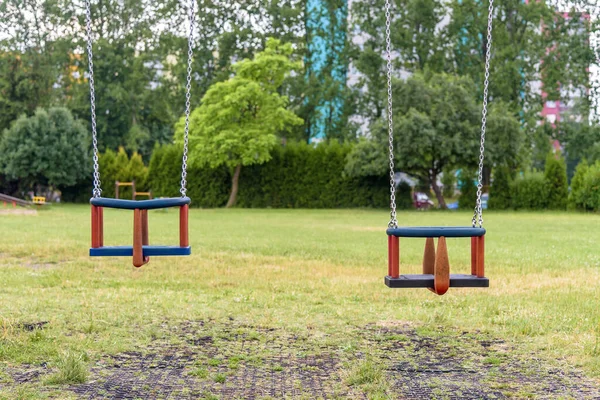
[
  {"left": 510, "top": 172, "right": 549, "bottom": 210},
  {"left": 148, "top": 141, "right": 392, "bottom": 208}
]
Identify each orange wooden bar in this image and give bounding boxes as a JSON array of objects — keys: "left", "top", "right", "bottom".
[
  {"left": 433, "top": 236, "right": 450, "bottom": 295},
  {"left": 476, "top": 235, "right": 485, "bottom": 278},
  {"left": 91, "top": 205, "right": 103, "bottom": 248},
  {"left": 388, "top": 235, "right": 400, "bottom": 279},
  {"left": 133, "top": 209, "right": 145, "bottom": 268},
  {"left": 98, "top": 206, "right": 104, "bottom": 247},
  {"left": 471, "top": 237, "right": 477, "bottom": 275},
  {"left": 179, "top": 205, "right": 189, "bottom": 247}
]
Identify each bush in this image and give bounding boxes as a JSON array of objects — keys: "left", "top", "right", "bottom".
[
  {"left": 544, "top": 152, "right": 568, "bottom": 210},
  {"left": 568, "top": 160, "right": 589, "bottom": 210},
  {"left": 458, "top": 170, "right": 477, "bottom": 210},
  {"left": 580, "top": 161, "right": 600, "bottom": 211},
  {"left": 488, "top": 166, "right": 513, "bottom": 210},
  {"left": 127, "top": 152, "right": 148, "bottom": 191},
  {"left": 511, "top": 171, "right": 548, "bottom": 210}
]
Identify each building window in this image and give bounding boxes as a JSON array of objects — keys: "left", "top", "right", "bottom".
[{"left": 546, "top": 100, "right": 556, "bottom": 108}]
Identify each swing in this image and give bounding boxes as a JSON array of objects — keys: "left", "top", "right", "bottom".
[
  {"left": 85, "top": 0, "right": 195, "bottom": 268},
  {"left": 383, "top": 0, "right": 494, "bottom": 295}
]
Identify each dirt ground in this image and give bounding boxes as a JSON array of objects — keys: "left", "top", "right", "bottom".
[{"left": 2, "top": 320, "right": 599, "bottom": 399}]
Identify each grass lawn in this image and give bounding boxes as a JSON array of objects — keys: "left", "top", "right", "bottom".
[{"left": 0, "top": 204, "right": 599, "bottom": 399}]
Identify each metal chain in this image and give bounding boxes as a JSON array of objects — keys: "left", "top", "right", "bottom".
[
  {"left": 385, "top": 0, "right": 397, "bottom": 228},
  {"left": 180, "top": 0, "right": 195, "bottom": 198},
  {"left": 472, "top": 0, "right": 494, "bottom": 228},
  {"left": 85, "top": 0, "right": 101, "bottom": 198}
]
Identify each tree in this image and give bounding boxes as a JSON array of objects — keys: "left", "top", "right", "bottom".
[
  {"left": 0, "top": 108, "right": 90, "bottom": 194},
  {"left": 393, "top": 73, "right": 481, "bottom": 208},
  {"left": 181, "top": 39, "right": 303, "bottom": 207},
  {"left": 544, "top": 151, "right": 568, "bottom": 210}
]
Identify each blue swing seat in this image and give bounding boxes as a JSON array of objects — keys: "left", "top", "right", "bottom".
[
  {"left": 386, "top": 226, "right": 486, "bottom": 238},
  {"left": 90, "top": 197, "right": 191, "bottom": 210},
  {"left": 90, "top": 245, "right": 191, "bottom": 257}
]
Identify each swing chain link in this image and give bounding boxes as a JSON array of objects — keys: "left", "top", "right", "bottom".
[
  {"left": 180, "top": 0, "right": 195, "bottom": 198},
  {"left": 385, "top": 0, "right": 398, "bottom": 228},
  {"left": 473, "top": 0, "right": 494, "bottom": 228},
  {"left": 85, "top": 0, "right": 101, "bottom": 198}
]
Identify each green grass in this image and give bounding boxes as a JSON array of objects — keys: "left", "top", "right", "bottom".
[
  {"left": 45, "top": 352, "right": 88, "bottom": 385},
  {"left": 0, "top": 205, "right": 599, "bottom": 394}
]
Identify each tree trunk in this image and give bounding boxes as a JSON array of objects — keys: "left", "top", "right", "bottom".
[
  {"left": 226, "top": 165, "right": 242, "bottom": 208},
  {"left": 430, "top": 173, "right": 447, "bottom": 209}
]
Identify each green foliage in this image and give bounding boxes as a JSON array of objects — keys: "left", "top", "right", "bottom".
[
  {"left": 488, "top": 166, "right": 513, "bottom": 210},
  {"left": 568, "top": 160, "right": 589, "bottom": 210},
  {"left": 148, "top": 144, "right": 233, "bottom": 208},
  {"left": 98, "top": 149, "right": 118, "bottom": 198},
  {"left": 458, "top": 170, "right": 477, "bottom": 210},
  {"left": 392, "top": 73, "right": 488, "bottom": 208},
  {"left": 0, "top": 107, "right": 90, "bottom": 192},
  {"left": 127, "top": 152, "right": 149, "bottom": 191},
  {"left": 580, "top": 162, "right": 600, "bottom": 212},
  {"left": 148, "top": 142, "right": 388, "bottom": 208},
  {"left": 97, "top": 147, "right": 149, "bottom": 198},
  {"left": 441, "top": 170, "right": 456, "bottom": 199},
  {"left": 544, "top": 152, "right": 568, "bottom": 210},
  {"left": 530, "top": 125, "right": 553, "bottom": 171},
  {"left": 344, "top": 137, "right": 388, "bottom": 178},
  {"left": 396, "top": 181, "right": 414, "bottom": 210},
  {"left": 511, "top": 172, "right": 548, "bottom": 210},
  {"left": 182, "top": 39, "right": 303, "bottom": 172},
  {"left": 238, "top": 141, "right": 388, "bottom": 208}
]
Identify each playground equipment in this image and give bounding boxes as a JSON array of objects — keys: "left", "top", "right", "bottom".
[
  {"left": 0, "top": 193, "right": 32, "bottom": 208},
  {"left": 85, "top": 0, "right": 195, "bottom": 268},
  {"left": 32, "top": 196, "right": 46, "bottom": 205},
  {"left": 115, "top": 181, "right": 153, "bottom": 200},
  {"left": 383, "top": 0, "right": 494, "bottom": 295}
]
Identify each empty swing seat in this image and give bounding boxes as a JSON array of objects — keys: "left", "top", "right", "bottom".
[
  {"left": 90, "top": 197, "right": 191, "bottom": 268},
  {"left": 386, "top": 226, "right": 488, "bottom": 295},
  {"left": 90, "top": 197, "right": 190, "bottom": 210}
]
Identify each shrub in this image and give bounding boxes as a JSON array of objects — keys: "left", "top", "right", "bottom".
[
  {"left": 488, "top": 166, "right": 513, "bottom": 210},
  {"left": 544, "top": 151, "right": 568, "bottom": 210},
  {"left": 568, "top": 159, "right": 589, "bottom": 210},
  {"left": 458, "top": 170, "right": 477, "bottom": 210},
  {"left": 511, "top": 171, "right": 549, "bottom": 210},
  {"left": 98, "top": 149, "right": 118, "bottom": 198},
  {"left": 580, "top": 161, "right": 600, "bottom": 211},
  {"left": 127, "top": 152, "right": 148, "bottom": 191}
]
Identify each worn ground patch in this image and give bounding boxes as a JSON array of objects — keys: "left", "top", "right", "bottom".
[{"left": 1, "top": 320, "right": 599, "bottom": 399}]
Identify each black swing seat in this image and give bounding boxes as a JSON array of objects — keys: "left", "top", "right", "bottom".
[
  {"left": 385, "top": 274, "right": 489, "bottom": 288},
  {"left": 386, "top": 226, "right": 486, "bottom": 238},
  {"left": 90, "top": 197, "right": 191, "bottom": 210}
]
